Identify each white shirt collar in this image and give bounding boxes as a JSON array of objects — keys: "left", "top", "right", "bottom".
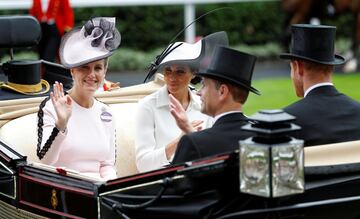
[
  {"left": 214, "top": 111, "right": 242, "bottom": 123},
  {"left": 304, "top": 82, "right": 333, "bottom": 97}
]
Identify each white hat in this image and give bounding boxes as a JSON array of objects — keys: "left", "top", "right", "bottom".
[
  {"left": 59, "top": 17, "right": 121, "bottom": 68},
  {"left": 159, "top": 40, "right": 203, "bottom": 68},
  {"left": 144, "top": 31, "right": 229, "bottom": 82}
]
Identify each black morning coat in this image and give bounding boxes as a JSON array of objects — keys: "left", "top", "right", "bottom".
[
  {"left": 172, "top": 112, "right": 253, "bottom": 164},
  {"left": 284, "top": 85, "right": 360, "bottom": 146}
]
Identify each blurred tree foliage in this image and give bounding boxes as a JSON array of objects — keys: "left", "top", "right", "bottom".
[
  {"left": 0, "top": 2, "right": 355, "bottom": 51},
  {"left": 72, "top": 2, "right": 355, "bottom": 51},
  {"left": 197, "top": 2, "right": 284, "bottom": 45},
  {"left": 75, "top": 6, "right": 184, "bottom": 51}
]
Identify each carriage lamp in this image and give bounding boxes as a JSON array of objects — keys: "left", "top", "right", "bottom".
[{"left": 239, "top": 109, "right": 304, "bottom": 198}]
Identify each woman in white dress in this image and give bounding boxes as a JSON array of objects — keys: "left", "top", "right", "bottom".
[{"left": 135, "top": 32, "right": 229, "bottom": 172}]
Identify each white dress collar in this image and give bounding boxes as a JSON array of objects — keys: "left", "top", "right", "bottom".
[{"left": 156, "top": 86, "right": 201, "bottom": 111}]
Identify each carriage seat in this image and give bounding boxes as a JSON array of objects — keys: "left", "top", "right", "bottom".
[
  {"left": 0, "top": 102, "right": 140, "bottom": 177},
  {"left": 305, "top": 140, "right": 360, "bottom": 167},
  {"left": 1, "top": 92, "right": 360, "bottom": 178},
  {"left": 0, "top": 73, "right": 165, "bottom": 178}
]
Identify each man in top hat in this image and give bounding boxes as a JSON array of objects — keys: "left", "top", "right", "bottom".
[
  {"left": 169, "top": 46, "right": 260, "bottom": 164},
  {"left": 280, "top": 24, "right": 360, "bottom": 146}
]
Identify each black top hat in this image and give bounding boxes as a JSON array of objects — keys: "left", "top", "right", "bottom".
[
  {"left": 1, "top": 60, "right": 50, "bottom": 95},
  {"left": 279, "top": 24, "right": 345, "bottom": 65},
  {"left": 197, "top": 46, "right": 260, "bottom": 95}
]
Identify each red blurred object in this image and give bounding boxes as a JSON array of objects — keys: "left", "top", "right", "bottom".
[
  {"left": 103, "top": 83, "right": 109, "bottom": 91},
  {"left": 56, "top": 167, "right": 67, "bottom": 176}
]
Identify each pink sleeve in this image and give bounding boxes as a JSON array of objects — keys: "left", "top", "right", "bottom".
[
  {"left": 38, "top": 100, "right": 67, "bottom": 165},
  {"left": 99, "top": 111, "right": 117, "bottom": 180}
]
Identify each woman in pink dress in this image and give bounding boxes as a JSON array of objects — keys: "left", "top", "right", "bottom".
[{"left": 36, "top": 17, "right": 121, "bottom": 180}]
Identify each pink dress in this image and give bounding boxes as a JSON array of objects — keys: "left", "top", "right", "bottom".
[{"left": 37, "top": 98, "right": 117, "bottom": 180}]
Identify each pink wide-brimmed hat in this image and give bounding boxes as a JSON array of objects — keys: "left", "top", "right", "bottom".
[{"left": 59, "top": 17, "right": 121, "bottom": 69}]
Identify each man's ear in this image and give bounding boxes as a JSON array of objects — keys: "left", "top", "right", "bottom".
[
  {"left": 219, "top": 84, "right": 229, "bottom": 100},
  {"left": 295, "top": 60, "right": 305, "bottom": 77}
]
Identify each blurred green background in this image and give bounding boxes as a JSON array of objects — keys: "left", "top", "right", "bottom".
[
  {"left": 1, "top": 1, "right": 358, "bottom": 113},
  {"left": 0, "top": 2, "right": 355, "bottom": 72},
  {"left": 244, "top": 74, "right": 360, "bottom": 114}
]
